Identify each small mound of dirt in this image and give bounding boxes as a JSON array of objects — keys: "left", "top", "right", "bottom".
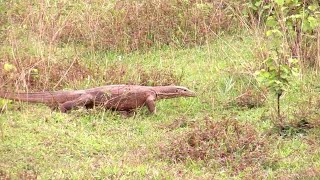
[{"left": 160, "top": 118, "right": 268, "bottom": 174}]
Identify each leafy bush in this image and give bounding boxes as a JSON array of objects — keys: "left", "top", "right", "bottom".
[{"left": 245, "top": 0, "right": 320, "bottom": 66}]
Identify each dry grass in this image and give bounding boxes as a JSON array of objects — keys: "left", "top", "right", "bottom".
[
  {"left": 0, "top": 170, "right": 10, "bottom": 180},
  {"left": 18, "top": 170, "right": 38, "bottom": 180},
  {"left": 0, "top": 56, "right": 93, "bottom": 91},
  {"left": 234, "top": 88, "right": 267, "bottom": 108},
  {"left": 160, "top": 117, "right": 269, "bottom": 175},
  {"left": 1, "top": 1, "right": 320, "bottom": 178},
  {"left": 1, "top": 0, "right": 239, "bottom": 90},
  {"left": 0, "top": 56, "right": 182, "bottom": 91},
  {"left": 1, "top": 0, "right": 243, "bottom": 52},
  {"left": 261, "top": 94, "right": 320, "bottom": 138},
  {"left": 159, "top": 117, "right": 195, "bottom": 130},
  {"left": 278, "top": 167, "right": 320, "bottom": 180},
  {"left": 102, "top": 62, "right": 182, "bottom": 86},
  {"left": 280, "top": 96, "right": 320, "bottom": 137}
]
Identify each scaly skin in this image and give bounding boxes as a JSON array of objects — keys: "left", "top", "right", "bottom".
[{"left": 0, "top": 85, "right": 196, "bottom": 113}]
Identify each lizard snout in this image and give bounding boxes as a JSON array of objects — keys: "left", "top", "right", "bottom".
[{"left": 186, "top": 90, "right": 196, "bottom": 97}]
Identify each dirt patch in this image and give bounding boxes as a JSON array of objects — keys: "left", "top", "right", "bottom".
[{"left": 160, "top": 117, "right": 269, "bottom": 174}]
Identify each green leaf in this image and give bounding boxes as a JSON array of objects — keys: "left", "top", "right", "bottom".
[
  {"left": 266, "top": 16, "right": 278, "bottom": 27},
  {"left": 308, "top": 5, "right": 317, "bottom": 11},
  {"left": 292, "top": 68, "right": 300, "bottom": 76},
  {"left": 302, "top": 20, "right": 312, "bottom": 32},
  {"left": 308, "top": 16, "right": 318, "bottom": 29},
  {"left": 280, "top": 73, "right": 288, "bottom": 79},
  {"left": 280, "top": 65, "right": 290, "bottom": 75},
  {"left": 254, "top": 69, "right": 264, "bottom": 76},
  {"left": 263, "top": 71, "right": 271, "bottom": 77},
  {"left": 289, "top": 14, "right": 302, "bottom": 20},
  {"left": 0, "top": 98, "right": 12, "bottom": 109},
  {"left": 255, "top": 0, "right": 262, "bottom": 7},
  {"left": 30, "top": 68, "right": 39, "bottom": 78},
  {"left": 281, "top": 6, "right": 288, "bottom": 12},
  {"left": 274, "top": 0, "right": 284, "bottom": 6},
  {"left": 3, "top": 63, "right": 16, "bottom": 72},
  {"left": 31, "top": 68, "right": 39, "bottom": 74},
  {"left": 266, "top": 29, "right": 283, "bottom": 37},
  {"left": 242, "top": 9, "right": 249, "bottom": 16},
  {"left": 256, "top": 76, "right": 266, "bottom": 83},
  {"left": 288, "top": 58, "right": 299, "bottom": 64},
  {"left": 263, "top": 4, "right": 271, "bottom": 10},
  {"left": 266, "top": 30, "right": 273, "bottom": 37}
]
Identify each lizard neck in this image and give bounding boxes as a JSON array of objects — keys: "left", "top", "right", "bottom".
[{"left": 152, "top": 86, "right": 180, "bottom": 100}]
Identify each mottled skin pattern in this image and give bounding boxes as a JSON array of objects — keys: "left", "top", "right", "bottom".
[{"left": 0, "top": 85, "right": 196, "bottom": 113}]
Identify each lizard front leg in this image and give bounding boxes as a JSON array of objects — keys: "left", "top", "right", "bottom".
[
  {"left": 59, "top": 94, "right": 94, "bottom": 113},
  {"left": 145, "top": 95, "right": 156, "bottom": 114}
]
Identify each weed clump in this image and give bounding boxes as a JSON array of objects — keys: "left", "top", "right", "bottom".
[
  {"left": 161, "top": 118, "right": 268, "bottom": 174},
  {"left": 271, "top": 97, "right": 320, "bottom": 137},
  {"left": 235, "top": 88, "right": 267, "bottom": 108},
  {"left": 259, "top": 95, "right": 320, "bottom": 138}
]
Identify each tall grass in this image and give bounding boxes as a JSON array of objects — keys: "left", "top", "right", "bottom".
[
  {"left": 1, "top": 0, "right": 242, "bottom": 52},
  {"left": 0, "top": 0, "right": 248, "bottom": 90}
]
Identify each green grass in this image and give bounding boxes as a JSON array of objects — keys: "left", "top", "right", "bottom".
[{"left": 1, "top": 32, "right": 320, "bottom": 179}]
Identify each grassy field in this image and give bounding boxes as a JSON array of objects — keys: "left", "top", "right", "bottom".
[
  {"left": 1, "top": 31, "right": 320, "bottom": 179},
  {"left": 1, "top": 1, "right": 320, "bottom": 178}
]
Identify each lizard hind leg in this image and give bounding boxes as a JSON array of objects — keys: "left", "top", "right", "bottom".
[{"left": 59, "top": 94, "right": 94, "bottom": 113}]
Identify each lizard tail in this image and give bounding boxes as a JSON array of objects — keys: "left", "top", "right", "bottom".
[{"left": 0, "top": 91, "right": 59, "bottom": 103}]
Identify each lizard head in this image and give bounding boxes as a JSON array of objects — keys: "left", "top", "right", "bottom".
[{"left": 156, "top": 86, "right": 196, "bottom": 99}]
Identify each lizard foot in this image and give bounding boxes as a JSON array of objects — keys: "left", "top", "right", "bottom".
[{"left": 119, "top": 111, "right": 136, "bottom": 118}]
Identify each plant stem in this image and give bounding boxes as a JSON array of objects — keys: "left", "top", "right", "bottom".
[
  {"left": 277, "top": 93, "right": 281, "bottom": 122},
  {"left": 276, "top": 49, "right": 282, "bottom": 123}
]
